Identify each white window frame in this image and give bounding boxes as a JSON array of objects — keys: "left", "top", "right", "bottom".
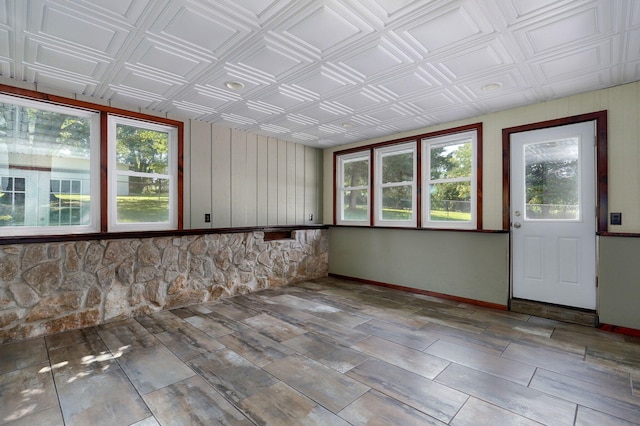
[
  {"left": 374, "top": 142, "right": 417, "bottom": 227},
  {"left": 336, "top": 151, "right": 370, "bottom": 226},
  {"left": 422, "top": 130, "right": 477, "bottom": 229},
  {"left": 0, "top": 95, "right": 100, "bottom": 236},
  {"left": 107, "top": 115, "right": 178, "bottom": 232}
]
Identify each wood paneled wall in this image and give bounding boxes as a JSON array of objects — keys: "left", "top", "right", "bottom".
[{"left": 187, "top": 121, "right": 322, "bottom": 229}]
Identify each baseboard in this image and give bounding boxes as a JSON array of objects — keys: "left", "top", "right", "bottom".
[
  {"left": 597, "top": 323, "right": 640, "bottom": 337},
  {"left": 328, "top": 273, "right": 508, "bottom": 311}
]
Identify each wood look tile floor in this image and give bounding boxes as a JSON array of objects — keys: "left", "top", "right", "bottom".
[{"left": 2, "top": 277, "right": 640, "bottom": 425}]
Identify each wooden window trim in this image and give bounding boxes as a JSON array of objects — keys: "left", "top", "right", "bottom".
[
  {"left": 333, "top": 122, "right": 483, "bottom": 230},
  {"left": 0, "top": 83, "right": 184, "bottom": 237}
]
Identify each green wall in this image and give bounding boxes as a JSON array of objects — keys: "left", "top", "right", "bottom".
[
  {"left": 598, "top": 236, "right": 640, "bottom": 330},
  {"left": 328, "top": 227, "right": 509, "bottom": 306}
]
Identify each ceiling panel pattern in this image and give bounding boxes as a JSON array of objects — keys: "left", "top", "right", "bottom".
[{"left": 2, "top": 0, "right": 638, "bottom": 147}]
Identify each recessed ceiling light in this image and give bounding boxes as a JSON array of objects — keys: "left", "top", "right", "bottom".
[
  {"left": 224, "top": 81, "right": 245, "bottom": 91},
  {"left": 341, "top": 122, "right": 354, "bottom": 128},
  {"left": 481, "top": 83, "right": 502, "bottom": 92}
]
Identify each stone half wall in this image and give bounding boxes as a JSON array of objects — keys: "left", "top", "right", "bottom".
[{"left": 0, "top": 229, "right": 328, "bottom": 343}]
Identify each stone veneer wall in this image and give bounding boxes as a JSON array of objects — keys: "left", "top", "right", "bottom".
[{"left": 0, "top": 229, "right": 328, "bottom": 343}]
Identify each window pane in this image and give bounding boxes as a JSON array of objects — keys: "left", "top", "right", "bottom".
[
  {"left": 116, "top": 124, "right": 169, "bottom": 174},
  {"left": 116, "top": 175, "right": 170, "bottom": 223},
  {"left": 343, "top": 158, "right": 368, "bottom": 188},
  {"left": 430, "top": 141, "right": 472, "bottom": 180},
  {"left": 524, "top": 139, "right": 579, "bottom": 220},
  {"left": 49, "top": 179, "right": 89, "bottom": 226},
  {"left": 382, "top": 151, "right": 413, "bottom": 183},
  {"left": 429, "top": 182, "right": 472, "bottom": 221},
  {"left": 381, "top": 185, "right": 412, "bottom": 221},
  {"left": 0, "top": 101, "right": 94, "bottom": 230},
  {"left": 342, "top": 189, "right": 368, "bottom": 221}
]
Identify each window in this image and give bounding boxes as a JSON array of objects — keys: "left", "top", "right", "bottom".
[
  {"left": 336, "top": 151, "right": 370, "bottom": 225},
  {"left": 108, "top": 116, "right": 178, "bottom": 232},
  {"left": 333, "top": 123, "right": 481, "bottom": 230},
  {"left": 423, "top": 130, "right": 477, "bottom": 229},
  {"left": 0, "top": 89, "right": 182, "bottom": 237},
  {"left": 49, "top": 179, "right": 86, "bottom": 226},
  {"left": 375, "top": 142, "right": 417, "bottom": 227},
  {"left": 0, "top": 95, "right": 100, "bottom": 235},
  {"left": 0, "top": 177, "right": 26, "bottom": 226}
]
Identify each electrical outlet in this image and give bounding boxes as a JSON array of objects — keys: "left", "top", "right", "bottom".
[
  {"left": 308, "top": 213, "right": 313, "bottom": 221},
  {"left": 204, "top": 213, "right": 211, "bottom": 223}
]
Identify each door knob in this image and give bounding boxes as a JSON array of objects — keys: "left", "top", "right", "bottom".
[{"left": 513, "top": 222, "right": 521, "bottom": 228}]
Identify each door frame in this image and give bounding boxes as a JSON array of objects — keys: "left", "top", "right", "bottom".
[{"left": 502, "top": 111, "right": 608, "bottom": 305}]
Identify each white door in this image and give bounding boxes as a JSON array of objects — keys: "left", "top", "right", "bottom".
[{"left": 511, "top": 121, "right": 596, "bottom": 310}]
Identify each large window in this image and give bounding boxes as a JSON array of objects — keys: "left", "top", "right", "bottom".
[
  {"left": 375, "top": 143, "right": 417, "bottom": 227},
  {"left": 336, "top": 152, "right": 370, "bottom": 225},
  {"left": 108, "top": 116, "right": 177, "bottom": 231},
  {"left": 0, "top": 96, "right": 100, "bottom": 235},
  {"left": 0, "top": 90, "right": 182, "bottom": 237},
  {"left": 334, "top": 124, "right": 481, "bottom": 230},
  {"left": 423, "top": 130, "right": 477, "bottom": 229}
]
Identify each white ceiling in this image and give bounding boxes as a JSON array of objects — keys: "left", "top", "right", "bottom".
[{"left": 1, "top": 0, "right": 638, "bottom": 148}]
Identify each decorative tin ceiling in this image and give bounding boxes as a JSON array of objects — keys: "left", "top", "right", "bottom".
[{"left": 1, "top": 0, "right": 638, "bottom": 147}]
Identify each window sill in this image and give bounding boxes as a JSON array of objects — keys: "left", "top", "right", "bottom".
[{"left": 0, "top": 224, "right": 329, "bottom": 245}]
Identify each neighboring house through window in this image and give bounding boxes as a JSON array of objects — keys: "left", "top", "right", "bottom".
[{"left": 0, "top": 90, "right": 182, "bottom": 236}]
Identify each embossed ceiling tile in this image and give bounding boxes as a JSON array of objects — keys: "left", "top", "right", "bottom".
[
  {"left": 288, "top": 66, "right": 351, "bottom": 98},
  {"left": 184, "top": 86, "right": 239, "bottom": 110},
  {"left": 622, "top": 61, "right": 640, "bottom": 81},
  {"left": 151, "top": 2, "right": 252, "bottom": 58},
  {"left": 474, "top": 90, "right": 540, "bottom": 113},
  {"left": 512, "top": 2, "right": 613, "bottom": 57},
  {"left": 331, "top": 89, "right": 386, "bottom": 111},
  {"left": 28, "top": 0, "right": 130, "bottom": 56},
  {"left": 255, "top": 88, "right": 308, "bottom": 110},
  {"left": 405, "top": 90, "right": 461, "bottom": 112},
  {"left": 30, "top": 69, "right": 96, "bottom": 94},
  {"left": 431, "top": 104, "right": 480, "bottom": 124},
  {"left": 399, "top": 3, "right": 490, "bottom": 55},
  {"left": 75, "top": 0, "right": 154, "bottom": 25},
  {"left": 336, "top": 37, "right": 413, "bottom": 80},
  {"left": 221, "top": 102, "right": 277, "bottom": 122},
  {"left": 111, "top": 66, "right": 178, "bottom": 97},
  {"left": 0, "top": 0, "right": 8, "bottom": 25},
  {"left": 0, "top": 28, "right": 10, "bottom": 58},
  {"left": 436, "top": 41, "right": 513, "bottom": 79},
  {"left": 496, "top": 0, "right": 564, "bottom": 24},
  {"left": 23, "top": 37, "right": 105, "bottom": 79},
  {"left": 283, "top": 2, "right": 372, "bottom": 54},
  {"left": 532, "top": 40, "right": 613, "bottom": 81},
  {"left": 108, "top": 86, "right": 161, "bottom": 108},
  {"left": 128, "top": 38, "right": 209, "bottom": 79},
  {"left": 232, "top": 39, "right": 309, "bottom": 81},
  {"left": 541, "top": 70, "right": 614, "bottom": 98},
  {"left": 375, "top": 68, "right": 436, "bottom": 98},
  {"left": 630, "top": 0, "right": 640, "bottom": 27},
  {"left": 295, "top": 102, "right": 352, "bottom": 123},
  {"left": 0, "top": 58, "right": 10, "bottom": 76},
  {"left": 625, "top": 28, "right": 640, "bottom": 62},
  {"left": 352, "top": 0, "right": 422, "bottom": 24},
  {"left": 457, "top": 67, "right": 528, "bottom": 99},
  {"left": 220, "top": 0, "right": 293, "bottom": 24}
]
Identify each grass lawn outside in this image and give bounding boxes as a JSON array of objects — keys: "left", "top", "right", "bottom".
[
  {"left": 343, "top": 206, "right": 470, "bottom": 222},
  {"left": 117, "top": 195, "right": 169, "bottom": 222}
]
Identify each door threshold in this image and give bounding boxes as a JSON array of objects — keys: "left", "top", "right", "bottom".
[{"left": 510, "top": 298, "right": 598, "bottom": 327}]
